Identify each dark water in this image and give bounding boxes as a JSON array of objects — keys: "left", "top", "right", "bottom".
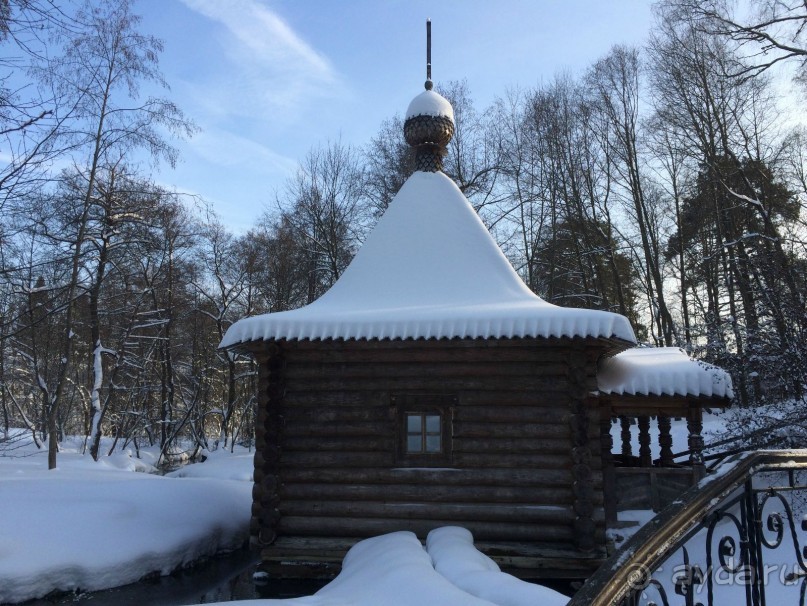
[
  {"left": 16, "top": 547, "right": 576, "bottom": 605},
  {"left": 18, "top": 549, "right": 327, "bottom": 606}
]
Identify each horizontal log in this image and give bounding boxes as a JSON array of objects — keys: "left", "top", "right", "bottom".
[
  {"left": 277, "top": 516, "right": 576, "bottom": 542},
  {"left": 268, "top": 536, "right": 361, "bottom": 554},
  {"left": 282, "top": 436, "right": 395, "bottom": 452},
  {"left": 285, "top": 344, "right": 583, "bottom": 364},
  {"left": 456, "top": 406, "right": 570, "bottom": 424},
  {"left": 259, "top": 537, "right": 613, "bottom": 579},
  {"left": 280, "top": 407, "right": 584, "bottom": 433},
  {"left": 283, "top": 337, "right": 585, "bottom": 353},
  {"left": 455, "top": 391, "right": 572, "bottom": 407},
  {"left": 453, "top": 437, "right": 571, "bottom": 455},
  {"left": 278, "top": 450, "right": 603, "bottom": 472},
  {"left": 284, "top": 376, "right": 575, "bottom": 394},
  {"left": 282, "top": 406, "right": 390, "bottom": 422},
  {"left": 282, "top": 392, "right": 382, "bottom": 407},
  {"left": 453, "top": 421, "right": 571, "bottom": 440},
  {"left": 282, "top": 402, "right": 576, "bottom": 424},
  {"left": 283, "top": 421, "right": 393, "bottom": 438},
  {"left": 452, "top": 452, "right": 571, "bottom": 469},
  {"left": 280, "top": 482, "right": 580, "bottom": 505},
  {"left": 281, "top": 451, "right": 396, "bottom": 468},
  {"left": 280, "top": 430, "right": 576, "bottom": 453},
  {"left": 283, "top": 362, "right": 569, "bottom": 381},
  {"left": 281, "top": 500, "right": 575, "bottom": 525},
  {"left": 281, "top": 467, "right": 576, "bottom": 487},
  {"left": 281, "top": 390, "right": 580, "bottom": 409}
]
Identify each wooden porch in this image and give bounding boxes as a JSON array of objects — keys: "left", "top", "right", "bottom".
[{"left": 600, "top": 392, "right": 727, "bottom": 524}]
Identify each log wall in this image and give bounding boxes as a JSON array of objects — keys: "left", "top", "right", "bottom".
[{"left": 249, "top": 337, "right": 613, "bottom": 576}]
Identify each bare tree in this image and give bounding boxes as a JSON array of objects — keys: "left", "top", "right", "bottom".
[
  {"left": 439, "top": 80, "right": 499, "bottom": 205},
  {"left": 586, "top": 45, "right": 676, "bottom": 346},
  {"left": 0, "top": 1, "right": 78, "bottom": 240},
  {"left": 650, "top": 5, "right": 807, "bottom": 405},
  {"left": 667, "top": 0, "right": 807, "bottom": 87},
  {"left": 10, "top": 0, "right": 195, "bottom": 468},
  {"left": 364, "top": 114, "right": 413, "bottom": 217},
  {"left": 278, "top": 140, "right": 369, "bottom": 302},
  {"left": 190, "top": 211, "right": 249, "bottom": 451}
]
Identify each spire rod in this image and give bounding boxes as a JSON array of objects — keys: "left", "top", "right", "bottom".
[{"left": 425, "top": 19, "right": 433, "bottom": 90}]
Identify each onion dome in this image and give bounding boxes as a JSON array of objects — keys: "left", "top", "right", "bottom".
[{"left": 403, "top": 20, "right": 455, "bottom": 173}]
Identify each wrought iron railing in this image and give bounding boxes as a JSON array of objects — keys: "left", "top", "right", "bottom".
[{"left": 570, "top": 450, "right": 807, "bottom": 606}]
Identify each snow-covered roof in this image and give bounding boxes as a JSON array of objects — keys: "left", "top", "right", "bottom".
[
  {"left": 406, "top": 89, "right": 454, "bottom": 122},
  {"left": 220, "top": 171, "right": 636, "bottom": 348},
  {"left": 597, "top": 347, "right": 734, "bottom": 399}
]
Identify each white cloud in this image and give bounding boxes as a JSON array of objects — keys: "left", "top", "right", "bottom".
[
  {"left": 189, "top": 128, "right": 298, "bottom": 177},
  {"left": 179, "top": 0, "right": 345, "bottom": 116}
]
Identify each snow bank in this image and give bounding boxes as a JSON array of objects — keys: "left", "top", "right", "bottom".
[
  {"left": 598, "top": 347, "right": 733, "bottom": 399},
  {"left": 205, "top": 529, "right": 570, "bottom": 606},
  {"left": 314, "top": 531, "right": 496, "bottom": 606},
  {"left": 426, "top": 527, "right": 569, "bottom": 606},
  {"left": 205, "top": 531, "right": 499, "bottom": 606},
  {"left": 167, "top": 447, "right": 254, "bottom": 482},
  {"left": 0, "top": 439, "right": 252, "bottom": 604},
  {"left": 221, "top": 172, "right": 635, "bottom": 348},
  {"left": 201, "top": 529, "right": 572, "bottom": 606}
]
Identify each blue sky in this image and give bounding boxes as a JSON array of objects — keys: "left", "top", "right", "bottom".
[{"left": 137, "top": 0, "right": 654, "bottom": 233}]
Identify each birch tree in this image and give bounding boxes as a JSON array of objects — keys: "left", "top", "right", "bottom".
[{"left": 29, "top": 0, "right": 194, "bottom": 467}]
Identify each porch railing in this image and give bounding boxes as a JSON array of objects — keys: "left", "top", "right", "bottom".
[{"left": 570, "top": 450, "right": 807, "bottom": 606}]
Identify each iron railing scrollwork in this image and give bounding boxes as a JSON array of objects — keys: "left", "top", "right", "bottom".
[{"left": 570, "top": 451, "right": 807, "bottom": 606}]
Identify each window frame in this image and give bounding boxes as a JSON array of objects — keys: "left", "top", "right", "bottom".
[{"left": 392, "top": 393, "right": 456, "bottom": 466}]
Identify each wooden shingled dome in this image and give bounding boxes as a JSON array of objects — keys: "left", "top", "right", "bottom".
[{"left": 404, "top": 113, "right": 454, "bottom": 172}]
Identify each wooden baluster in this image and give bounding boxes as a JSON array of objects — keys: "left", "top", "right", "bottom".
[
  {"left": 638, "top": 416, "right": 652, "bottom": 467},
  {"left": 658, "top": 415, "right": 674, "bottom": 466},
  {"left": 620, "top": 416, "right": 632, "bottom": 458},
  {"left": 601, "top": 416, "right": 617, "bottom": 524},
  {"left": 687, "top": 405, "right": 705, "bottom": 480}
]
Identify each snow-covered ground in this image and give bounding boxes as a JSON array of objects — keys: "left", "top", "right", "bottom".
[
  {"left": 0, "top": 431, "right": 569, "bottom": 606},
  {"left": 0, "top": 433, "right": 253, "bottom": 604}
]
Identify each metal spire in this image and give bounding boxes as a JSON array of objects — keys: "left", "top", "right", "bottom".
[{"left": 425, "top": 19, "right": 433, "bottom": 90}]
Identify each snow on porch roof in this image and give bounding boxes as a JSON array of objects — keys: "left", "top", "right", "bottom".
[
  {"left": 219, "top": 171, "right": 636, "bottom": 349},
  {"left": 597, "top": 347, "right": 734, "bottom": 399}
]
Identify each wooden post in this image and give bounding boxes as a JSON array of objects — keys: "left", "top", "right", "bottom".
[
  {"left": 658, "top": 415, "right": 674, "bottom": 466},
  {"left": 687, "top": 404, "right": 705, "bottom": 480},
  {"left": 568, "top": 345, "right": 596, "bottom": 553},
  {"left": 638, "top": 416, "right": 652, "bottom": 467},
  {"left": 601, "top": 415, "right": 617, "bottom": 525},
  {"left": 252, "top": 342, "right": 284, "bottom": 548},
  {"left": 620, "top": 416, "right": 632, "bottom": 458}
]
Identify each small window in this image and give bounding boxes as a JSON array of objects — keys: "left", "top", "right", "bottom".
[
  {"left": 392, "top": 394, "right": 455, "bottom": 465},
  {"left": 406, "top": 413, "right": 442, "bottom": 454}
]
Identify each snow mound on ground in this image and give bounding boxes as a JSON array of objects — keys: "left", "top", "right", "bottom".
[
  {"left": 598, "top": 346, "right": 733, "bottom": 398},
  {"left": 315, "top": 531, "right": 495, "bottom": 605},
  {"left": 426, "top": 527, "right": 569, "bottom": 606},
  {"left": 167, "top": 447, "right": 254, "bottom": 482},
  {"left": 205, "top": 531, "right": 498, "bottom": 606},
  {"left": 0, "top": 468, "right": 251, "bottom": 603}
]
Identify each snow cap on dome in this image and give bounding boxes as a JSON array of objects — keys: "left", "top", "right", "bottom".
[{"left": 405, "top": 89, "right": 454, "bottom": 122}]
